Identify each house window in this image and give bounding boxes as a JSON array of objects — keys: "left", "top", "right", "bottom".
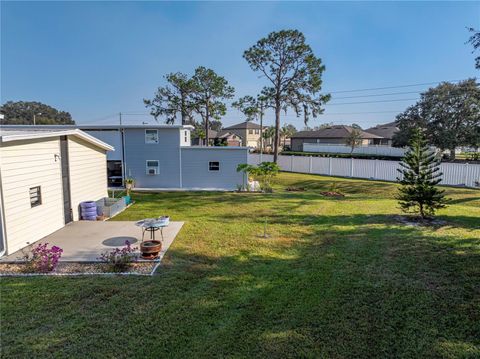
[
  {"left": 209, "top": 161, "right": 220, "bottom": 171},
  {"left": 29, "top": 186, "right": 42, "bottom": 207},
  {"left": 184, "top": 131, "right": 188, "bottom": 143},
  {"left": 255, "top": 129, "right": 260, "bottom": 134},
  {"left": 145, "top": 129, "right": 159, "bottom": 144},
  {"left": 249, "top": 129, "right": 253, "bottom": 134},
  {"left": 146, "top": 160, "right": 159, "bottom": 175}
]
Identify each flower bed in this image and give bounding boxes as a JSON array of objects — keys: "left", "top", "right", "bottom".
[{"left": 0, "top": 261, "right": 158, "bottom": 276}]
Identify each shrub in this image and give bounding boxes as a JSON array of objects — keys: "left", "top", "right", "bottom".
[
  {"left": 237, "top": 162, "right": 280, "bottom": 192},
  {"left": 22, "top": 243, "right": 63, "bottom": 273},
  {"left": 396, "top": 129, "right": 448, "bottom": 219},
  {"left": 98, "top": 241, "right": 138, "bottom": 272},
  {"left": 466, "top": 152, "right": 480, "bottom": 161}
]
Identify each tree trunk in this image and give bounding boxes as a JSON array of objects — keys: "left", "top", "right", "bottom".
[
  {"left": 205, "top": 102, "right": 210, "bottom": 147},
  {"left": 259, "top": 111, "right": 263, "bottom": 162},
  {"left": 273, "top": 100, "right": 281, "bottom": 163},
  {"left": 450, "top": 147, "right": 456, "bottom": 161},
  {"left": 419, "top": 203, "right": 425, "bottom": 219},
  {"left": 180, "top": 93, "right": 186, "bottom": 125}
]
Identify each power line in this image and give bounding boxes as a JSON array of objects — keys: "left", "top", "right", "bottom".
[
  {"left": 326, "top": 79, "right": 463, "bottom": 94},
  {"left": 333, "top": 90, "right": 421, "bottom": 99},
  {"left": 326, "top": 98, "right": 419, "bottom": 106},
  {"left": 323, "top": 110, "right": 402, "bottom": 116}
]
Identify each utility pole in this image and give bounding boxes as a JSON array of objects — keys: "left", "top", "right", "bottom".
[{"left": 119, "top": 112, "right": 122, "bottom": 126}]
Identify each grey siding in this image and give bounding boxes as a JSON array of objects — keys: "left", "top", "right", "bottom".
[
  {"left": 124, "top": 128, "right": 181, "bottom": 188},
  {"left": 84, "top": 130, "right": 123, "bottom": 160},
  {"left": 181, "top": 148, "right": 248, "bottom": 190}
]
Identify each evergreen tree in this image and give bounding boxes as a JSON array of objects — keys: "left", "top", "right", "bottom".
[{"left": 396, "top": 129, "right": 448, "bottom": 219}]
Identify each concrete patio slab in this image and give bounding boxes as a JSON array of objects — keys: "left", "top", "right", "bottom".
[{"left": 1, "top": 221, "right": 184, "bottom": 262}]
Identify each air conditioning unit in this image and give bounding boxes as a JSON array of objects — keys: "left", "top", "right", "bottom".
[{"left": 148, "top": 168, "right": 157, "bottom": 175}]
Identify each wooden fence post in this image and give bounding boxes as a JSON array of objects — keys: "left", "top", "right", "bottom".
[
  {"left": 328, "top": 157, "right": 332, "bottom": 176},
  {"left": 350, "top": 157, "right": 354, "bottom": 177},
  {"left": 374, "top": 159, "right": 378, "bottom": 180},
  {"left": 309, "top": 156, "right": 313, "bottom": 173},
  {"left": 290, "top": 155, "right": 294, "bottom": 172}
]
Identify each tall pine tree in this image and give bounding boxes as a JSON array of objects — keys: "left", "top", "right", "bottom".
[{"left": 396, "top": 129, "right": 448, "bottom": 219}]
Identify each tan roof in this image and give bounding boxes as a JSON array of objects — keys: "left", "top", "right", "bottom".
[{"left": 292, "top": 125, "right": 383, "bottom": 139}]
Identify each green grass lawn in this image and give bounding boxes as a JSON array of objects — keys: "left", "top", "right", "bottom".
[{"left": 2, "top": 173, "right": 479, "bottom": 358}]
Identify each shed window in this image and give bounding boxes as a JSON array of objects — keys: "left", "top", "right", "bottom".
[
  {"left": 145, "top": 130, "right": 159, "bottom": 144},
  {"left": 209, "top": 161, "right": 220, "bottom": 171},
  {"left": 146, "top": 160, "right": 159, "bottom": 175},
  {"left": 248, "top": 129, "right": 253, "bottom": 134},
  {"left": 29, "top": 186, "right": 42, "bottom": 207}
]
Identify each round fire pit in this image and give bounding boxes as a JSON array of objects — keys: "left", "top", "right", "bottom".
[{"left": 140, "top": 240, "right": 162, "bottom": 260}]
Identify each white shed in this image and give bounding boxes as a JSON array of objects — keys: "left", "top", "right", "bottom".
[{"left": 0, "top": 129, "right": 114, "bottom": 256}]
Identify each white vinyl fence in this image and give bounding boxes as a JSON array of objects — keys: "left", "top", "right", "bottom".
[
  {"left": 248, "top": 154, "right": 480, "bottom": 188},
  {"left": 303, "top": 143, "right": 406, "bottom": 157}
]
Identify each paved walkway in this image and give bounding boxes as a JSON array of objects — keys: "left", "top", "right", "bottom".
[{"left": 1, "top": 221, "right": 184, "bottom": 262}]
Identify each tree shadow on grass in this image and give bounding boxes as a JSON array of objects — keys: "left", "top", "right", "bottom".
[
  {"left": 4, "top": 213, "right": 479, "bottom": 358},
  {"left": 150, "top": 218, "right": 480, "bottom": 358}
]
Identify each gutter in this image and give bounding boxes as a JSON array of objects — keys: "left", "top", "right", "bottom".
[{"left": 121, "top": 128, "right": 127, "bottom": 184}]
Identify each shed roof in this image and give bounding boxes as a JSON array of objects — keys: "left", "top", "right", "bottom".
[
  {"left": 291, "top": 125, "right": 382, "bottom": 139},
  {"left": 0, "top": 128, "right": 114, "bottom": 151}
]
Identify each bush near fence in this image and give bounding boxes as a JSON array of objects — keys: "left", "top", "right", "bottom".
[
  {"left": 281, "top": 151, "right": 403, "bottom": 161},
  {"left": 249, "top": 154, "right": 480, "bottom": 188}
]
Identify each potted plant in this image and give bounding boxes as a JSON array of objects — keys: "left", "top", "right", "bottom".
[{"left": 124, "top": 178, "right": 135, "bottom": 205}]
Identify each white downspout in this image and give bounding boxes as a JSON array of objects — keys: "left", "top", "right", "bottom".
[{"left": 121, "top": 128, "right": 127, "bottom": 184}]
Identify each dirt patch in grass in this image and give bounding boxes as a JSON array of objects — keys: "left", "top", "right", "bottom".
[
  {"left": 285, "top": 186, "right": 306, "bottom": 192},
  {"left": 0, "top": 261, "right": 157, "bottom": 275},
  {"left": 393, "top": 215, "right": 448, "bottom": 227}
]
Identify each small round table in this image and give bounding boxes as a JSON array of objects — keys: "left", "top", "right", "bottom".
[{"left": 135, "top": 217, "right": 170, "bottom": 241}]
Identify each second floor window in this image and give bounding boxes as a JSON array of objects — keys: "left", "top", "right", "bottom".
[
  {"left": 255, "top": 129, "right": 260, "bottom": 134},
  {"left": 145, "top": 129, "right": 159, "bottom": 144},
  {"left": 249, "top": 129, "right": 253, "bottom": 134}
]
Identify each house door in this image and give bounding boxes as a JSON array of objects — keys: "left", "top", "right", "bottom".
[{"left": 60, "top": 137, "right": 73, "bottom": 224}]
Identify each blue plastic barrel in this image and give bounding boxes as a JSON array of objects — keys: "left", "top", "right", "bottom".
[{"left": 80, "top": 201, "right": 97, "bottom": 220}]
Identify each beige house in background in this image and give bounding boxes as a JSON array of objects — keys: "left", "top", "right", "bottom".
[
  {"left": 0, "top": 128, "right": 112, "bottom": 256},
  {"left": 222, "top": 121, "right": 263, "bottom": 148}
]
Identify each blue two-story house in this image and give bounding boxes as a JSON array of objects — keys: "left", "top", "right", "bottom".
[{"left": 3, "top": 125, "right": 249, "bottom": 191}]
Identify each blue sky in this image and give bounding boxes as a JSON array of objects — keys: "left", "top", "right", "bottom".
[{"left": 1, "top": 1, "right": 478, "bottom": 129}]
